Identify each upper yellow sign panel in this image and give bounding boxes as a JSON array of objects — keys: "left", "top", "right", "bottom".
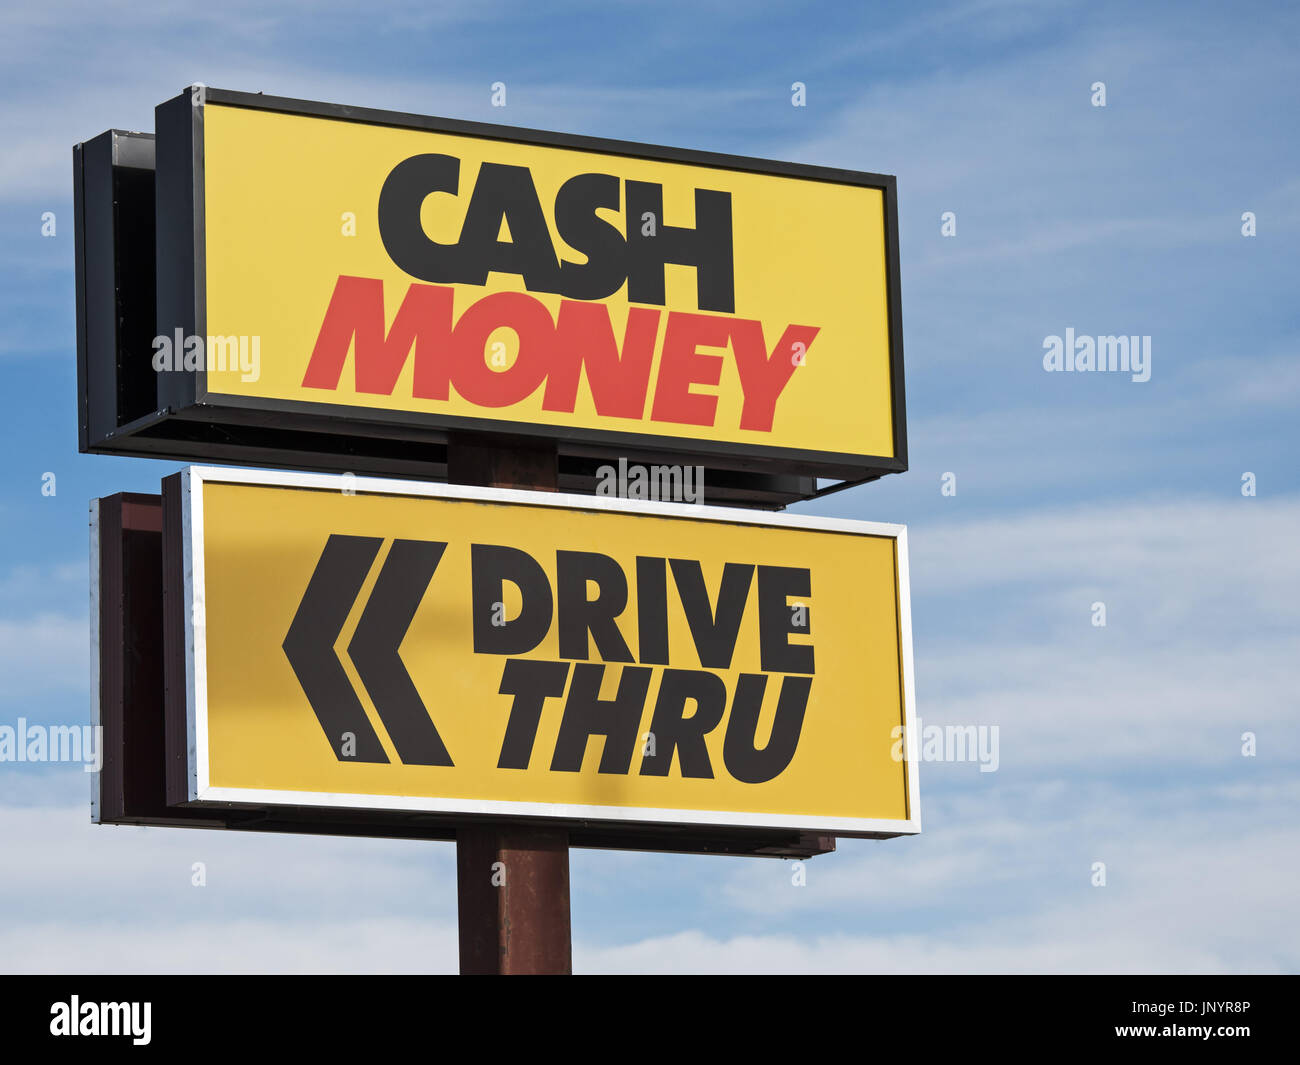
[{"left": 197, "top": 98, "right": 902, "bottom": 462}]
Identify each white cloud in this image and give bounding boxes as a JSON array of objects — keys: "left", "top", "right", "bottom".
[
  {"left": 583, "top": 780, "right": 1300, "bottom": 973},
  {"left": 899, "top": 496, "right": 1300, "bottom": 768},
  {"left": 1, "top": 772, "right": 1295, "bottom": 973},
  {"left": 0, "top": 803, "right": 457, "bottom": 918},
  {"left": 2, "top": 918, "right": 459, "bottom": 975},
  {"left": 0, "top": 613, "right": 87, "bottom": 698},
  {"left": 911, "top": 495, "right": 1300, "bottom": 628}
]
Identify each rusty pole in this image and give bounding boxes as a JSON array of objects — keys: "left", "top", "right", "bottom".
[{"left": 447, "top": 433, "right": 573, "bottom": 975}]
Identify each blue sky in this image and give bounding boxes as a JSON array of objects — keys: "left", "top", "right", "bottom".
[{"left": 1, "top": 0, "right": 1297, "bottom": 972}]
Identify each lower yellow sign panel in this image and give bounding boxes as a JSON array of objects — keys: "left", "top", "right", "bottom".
[{"left": 179, "top": 467, "right": 919, "bottom": 836}]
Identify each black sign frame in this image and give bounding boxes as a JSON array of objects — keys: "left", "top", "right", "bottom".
[{"left": 75, "top": 87, "right": 906, "bottom": 508}]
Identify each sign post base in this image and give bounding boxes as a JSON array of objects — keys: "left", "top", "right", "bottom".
[{"left": 456, "top": 826, "right": 572, "bottom": 975}]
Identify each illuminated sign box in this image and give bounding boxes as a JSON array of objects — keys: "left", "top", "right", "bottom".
[
  {"left": 161, "top": 466, "right": 920, "bottom": 838},
  {"left": 75, "top": 88, "right": 906, "bottom": 506}
]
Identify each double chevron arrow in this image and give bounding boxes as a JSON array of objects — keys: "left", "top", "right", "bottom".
[{"left": 283, "top": 535, "right": 454, "bottom": 766}]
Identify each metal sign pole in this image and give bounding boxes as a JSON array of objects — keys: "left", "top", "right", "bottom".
[{"left": 447, "top": 434, "right": 573, "bottom": 975}]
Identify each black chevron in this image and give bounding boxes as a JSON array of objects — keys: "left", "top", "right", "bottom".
[
  {"left": 282, "top": 534, "right": 390, "bottom": 763},
  {"left": 284, "top": 535, "right": 453, "bottom": 766},
  {"left": 347, "top": 539, "right": 453, "bottom": 766}
]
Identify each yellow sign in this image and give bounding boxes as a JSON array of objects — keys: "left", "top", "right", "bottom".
[
  {"left": 195, "top": 92, "right": 904, "bottom": 468},
  {"left": 178, "top": 467, "right": 919, "bottom": 835}
]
